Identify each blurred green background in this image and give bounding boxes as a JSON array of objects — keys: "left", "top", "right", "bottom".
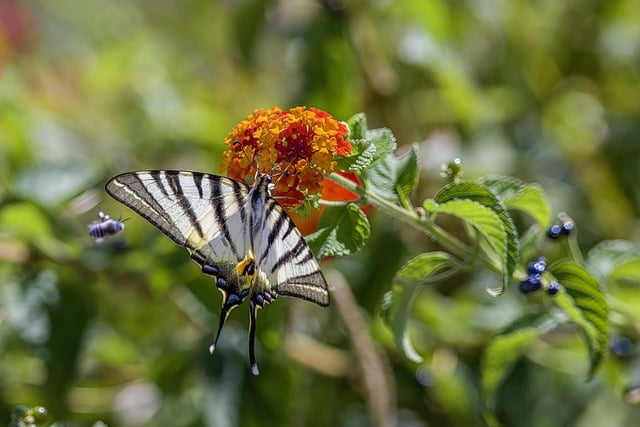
[{"left": 1, "top": 1, "right": 640, "bottom": 426}]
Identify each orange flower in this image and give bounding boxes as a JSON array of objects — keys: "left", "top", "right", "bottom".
[{"left": 220, "top": 107, "right": 352, "bottom": 206}]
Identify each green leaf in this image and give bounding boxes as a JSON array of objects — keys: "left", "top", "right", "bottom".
[
  {"left": 431, "top": 182, "right": 520, "bottom": 294},
  {"left": 381, "top": 286, "right": 423, "bottom": 363},
  {"left": 382, "top": 252, "right": 458, "bottom": 364},
  {"left": 423, "top": 198, "right": 507, "bottom": 288},
  {"left": 306, "top": 203, "right": 370, "bottom": 258},
  {"left": 347, "top": 112, "right": 367, "bottom": 141},
  {"left": 587, "top": 240, "right": 640, "bottom": 284},
  {"left": 336, "top": 127, "right": 397, "bottom": 173},
  {"left": 366, "top": 144, "right": 420, "bottom": 204},
  {"left": 548, "top": 259, "right": 609, "bottom": 378},
  {"left": 395, "top": 251, "right": 457, "bottom": 285},
  {"left": 366, "top": 128, "right": 397, "bottom": 164},
  {"left": 482, "top": 320, "right": 554, "bottom": 416},
  {"left": 479, "top": 175, "right": 552, "bottom": 229},
  {"left": 607, "top": 259, "right": 640, "bottom": 287}
]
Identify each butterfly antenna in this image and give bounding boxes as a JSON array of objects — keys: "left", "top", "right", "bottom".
[
  {"left": 232, "top": 140, "right": 260, "bottom": 181},
  {"left": 248, "top": 300, "right": 260, "bottom": 375},
  {"left": 272, "top": 158, "right": 296, "bottom": 189}
]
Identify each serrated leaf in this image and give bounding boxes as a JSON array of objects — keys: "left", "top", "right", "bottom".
[
  {"left": 424, "top": 197, "right": 506, "bottom": 283},
  {"left": 346, "top": 141, "right": 377, "bottom": 172},
  {"left": 366, "top": 144, "right": 420, "bottom": 204},
  {"left": 306, "top": 203, "right": 370, "bottom": 258},
  {"left": 432, "top": 182, "right": 520, "bottom": 294},
  {"left": 479, "top": 175, "right": 552, "bottom": 229},
  {"left": 482, "top": 320, "right": 554, "bottom": 415},
  {"left": 347, "top": 112, "right": 367, "bottom": 141},
  {"left": 336, "top": 116, "right": 397, "bottom": 173},
  {"left": 395, "top": 251, "right": 457, "bottom": 285},
  {"left": 548, "top": 259, "right": 609, "bottom": 378},
  {"left": 365, "top": 128, "right": 396, "bottom": 164}
]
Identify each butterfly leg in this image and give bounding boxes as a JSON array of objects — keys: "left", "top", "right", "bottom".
[{"left": 248, "top": 299, "right": 260, "bottom": 375}]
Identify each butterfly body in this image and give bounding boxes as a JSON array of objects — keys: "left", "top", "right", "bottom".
[{"left": 105, "top": 170, "right": 329, "bottom": 375}]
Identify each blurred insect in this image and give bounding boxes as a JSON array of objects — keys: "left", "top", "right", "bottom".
[{"left": 88, "top": 211, "right": 126, "bottom": 243}]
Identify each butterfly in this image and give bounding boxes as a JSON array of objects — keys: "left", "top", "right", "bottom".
[{"left": 105, "top": 170, "right": 329, "bottom": 375}]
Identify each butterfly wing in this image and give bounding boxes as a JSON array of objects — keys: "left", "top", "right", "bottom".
[
  {"left": 254, "top": 195, "right": 329, "bottom": 307},
  {"left": 105, "top": 170, "right": 250, "bottom": 263},
  {"left": 106, "top": 170, "right": 329, "bottom": 375}
]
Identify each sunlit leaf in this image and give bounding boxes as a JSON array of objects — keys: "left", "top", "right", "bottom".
[
  {"left": 336, "top": 124, "right": 397, "bottom": 173},
  {"left": 430, "top": 182, "right": 519, "bottom": 294},
  {"left": 347, "top": 112, "right": 367, "bottom": 141},
  {"left": 479, "top": 175, "right": 552, "bottom": 229},
  {"left": 548, "top": 259, "right": 609, "bottom": 378}
]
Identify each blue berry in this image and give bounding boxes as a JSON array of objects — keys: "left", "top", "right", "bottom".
[
  {"left": 547, "top": 281, "right": 560, "bottom": 296},
  {"left": 561, "top": 221, "right": 574, "bottom": 235},
  {"left": 12, "top": 406, "right": 29, "bottom": 419},
  {"left": 519, "top": 274, "right": 542, "bottom": 294},
  {"left": 527, "top": 257, "right": 547, "bottom": 274},
  {"left": 611, "top": 336, "right": 634, "bottom": 357},
  {"left": 547, "top": 224, "right": 562, "bottom": 239}
]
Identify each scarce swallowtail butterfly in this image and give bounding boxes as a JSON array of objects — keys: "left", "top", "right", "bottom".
[{"left": 105, "top": 170, "right": 329, "bottom": 375}]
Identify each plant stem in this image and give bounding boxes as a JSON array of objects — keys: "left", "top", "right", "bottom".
[{"left": 327, "top": 172, "right": 500, "bottom": 273}]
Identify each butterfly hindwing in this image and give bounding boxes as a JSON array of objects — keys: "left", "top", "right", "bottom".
[{"left": 256, "top": 196, "right": 329, "bottom": 307}]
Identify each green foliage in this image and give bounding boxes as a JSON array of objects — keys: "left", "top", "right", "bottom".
[
  {"left": 382, "top": 252, "right": 456, "bottom": 362},
  {"left": 336, "top": 114, "right": 397, "bottom": 172},
  {"left": 332, "top": 114, "right": 613, "bottom": 424},
  {"left": 306, "top": 203, "right": 370, "bottom": 258},
  {"left": 548, "top": 260, "right": 609, "bottom": 378},
  {"left": 431, "top": 181, "right": 520, "bottom": 293},
  {"left": 2, "top": 2, "right": 640, "bottom": 427},
  {"left": 481, "top": 320, "right": 555, "bottom": 424},
  {"left": 366, "top": 144, "right": 420, "bottom": 207}
]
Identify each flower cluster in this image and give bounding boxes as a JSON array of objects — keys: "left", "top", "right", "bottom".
[
  {"left": 518, "top": 257, "right": 560, "bottom": 296},
  {"left": 220, "top": 106, "right": 352, "bottom": 206}
]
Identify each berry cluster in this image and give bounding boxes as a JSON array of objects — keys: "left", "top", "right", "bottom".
[
  {"left": 547, "top": 214, "right": 575, "bottom": 239},
  {"left": 9, "top": 405, "right": 48, "bottom": 427},
  {"left": 518, "top": 257, "right": 560, "bottom": 295}
]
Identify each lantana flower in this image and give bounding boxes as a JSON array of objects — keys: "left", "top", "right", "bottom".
[{"left": 220, "top": 106, "right": 353, "bottom": 207}]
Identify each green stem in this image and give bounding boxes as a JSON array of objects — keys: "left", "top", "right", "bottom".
[{"left": 327, "top": 172, "right": 500, "bottom": 273}]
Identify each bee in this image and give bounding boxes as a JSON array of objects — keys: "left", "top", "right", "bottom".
[{"left": 88, "top": 211, "right": 125, "bottom": 243}]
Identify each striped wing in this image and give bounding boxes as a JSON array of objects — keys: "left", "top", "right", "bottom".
[
  {"left": 105, "top": 170, "right": 329, "bottom": 375},
  {"left": 105, "top": 170, "right": 250, "bottom": 263},
  {"left": 254, "top": 193, "right": 329, "bottom": 306}
]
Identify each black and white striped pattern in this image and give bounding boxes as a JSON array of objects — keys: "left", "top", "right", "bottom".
[{"left": 105, "top": 170, "right": 329, "bottom": 374}]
